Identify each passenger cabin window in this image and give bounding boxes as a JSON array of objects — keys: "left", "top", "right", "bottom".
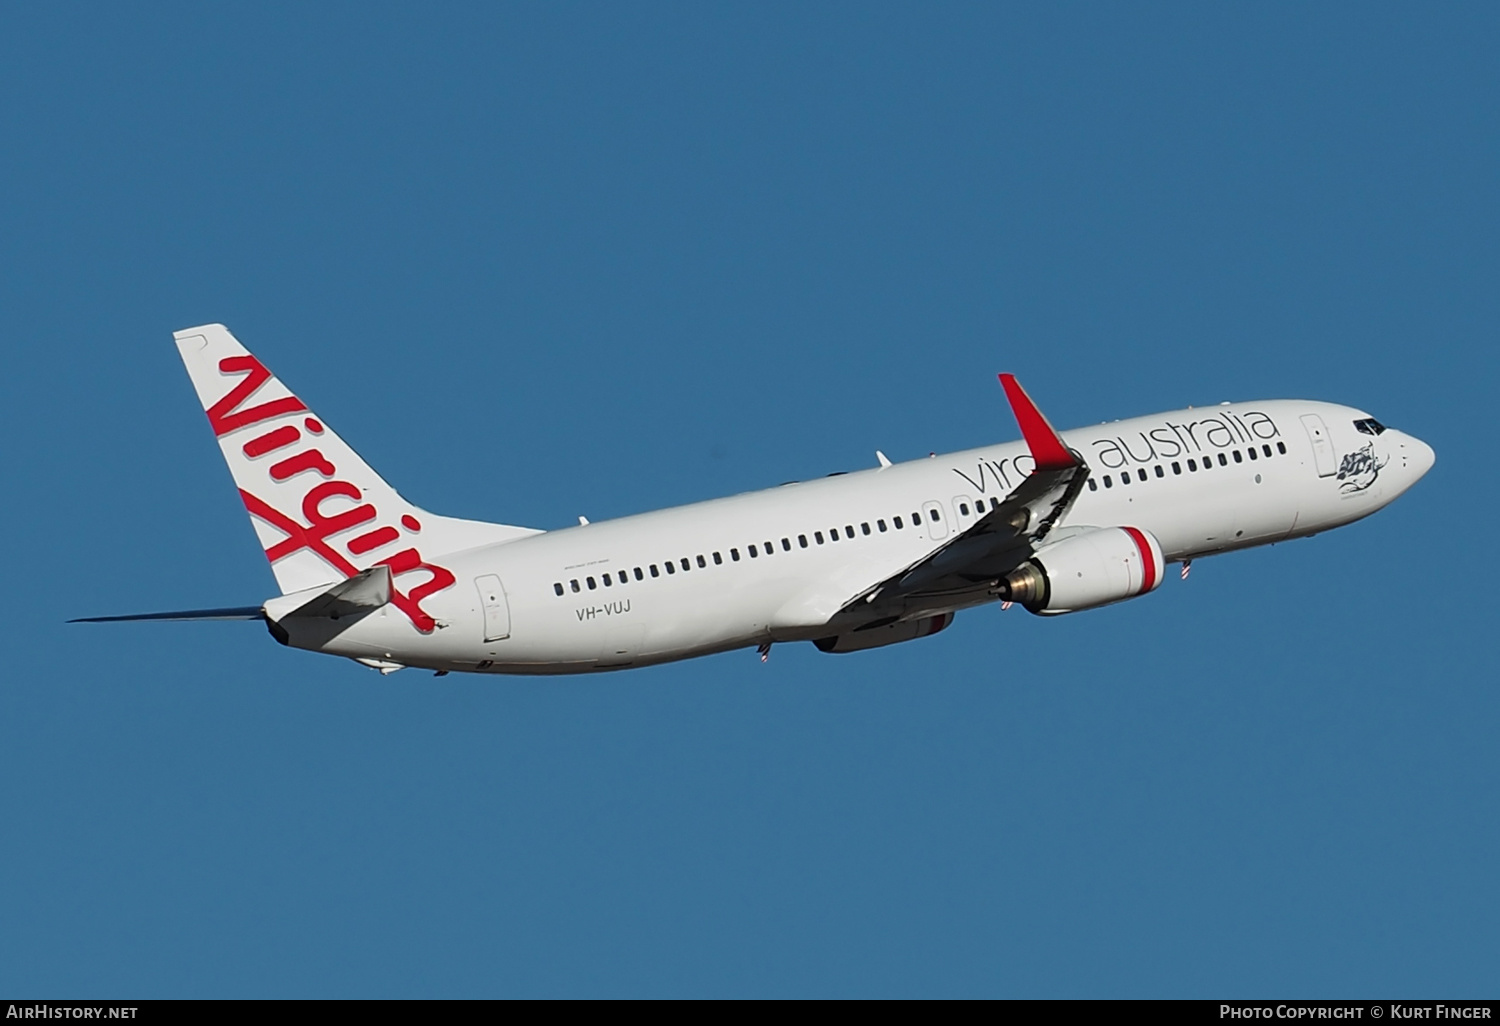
[
  {"left": 1088, "top": 479, "right": 1098, "bottom": 491},
  {"left": 634, "top": 568, "right": 644, "bottom": 581},
  {"left": 845, "top": 525, "right": 855, "bottom": 538},
  {"left": 1155, "top": 465, "right": 1165, "bottom": 477},
  {"left": 827, "top": 529, "right": 838, "bottom": 542},
  {"left": 696, "top": 555, "right": 706, "bottom": 568},
  {"left": 1187, "top": 459, "right": 1197, "bottom": 471},
  {"left": 893, "top": 517, "right": 903, "bottom": 529},
  {"left": 1103, "top": 475, "right": 1113, "bottom": 488},
  {"left": 603, "top": 573, "right": 612, "bottom": 586},
  {"left": 731, "top": 548, "right": 740, "bottom": 561},
  {"left": 587, "top": 576, "right": 596, "bottom": 590},
  {"left": 665, "top": 562, "right": 675, "bottom": 574},
  {"left": 815, "top": 531, "right": 824, "bottom": 544},
  {"left": 554, "top": 582, "right": 564, "bottom": 596},
  {"left": 861, "top": 523, "right": 871, "bottom": 535},
  {"left": 713, "top": 551, "right": 723, "bottom": 564},
  {"left": 798, "top": 535, "right": 808, "bottom": 548},
  {"left": 877, "top": 519, "right": 888, "bottom": 532},
  {"left": 1233, "top": 450, "right": 1243, "bottom": 463},
  {"left": 1247, "top": 447, "right": 1257, "bottom": 460},
  {"left": 1138, "top": 468, "right": 1147, "bottom": 481},
  {"left": 649, "top": 565, "right": 659, "bottom": 577},
  {"left": 1120, "top": 472, "right": 1130, "bottom": 485},
  {"left": 959, "top": 503, "right": 970, "bottom": 516},
  {"left": 1263, "top": 444, "right": 1273, "bottom": 458},
  {"left": 1172, "top": 462, "right": 1181, "bottom": 474},
  {"left": 570, "top": 579, "right": 580, "bottom": 592},
  {"left": 1277, "top": 442, "right": 1287, "bottom": 454},
  {"left": 1218, "top": 453, "right": 1228, "bottom": 466},
  {"left": 911, "top": 512, "right": 921, "bottom": 526},
  {"left": 765, "top": 540, "right": 775, "bottom": 553},
  {"left": 749, "top": 544, "right": 759, "bottom": 557},
  {"left": 782, "top": 538, "right": 792, "bottom": 551},
  {"left": 928, "top": 509, "right": 940, "bottom": 522}
]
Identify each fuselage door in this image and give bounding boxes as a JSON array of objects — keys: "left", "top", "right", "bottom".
[
  {"left": 1300, "top": 414, "right": 1338, "bottom": 478},
  {"left": 922, "top": 500, "right": 949, "bottom": 540},
  {"left": 475, "top": 574, "right": 511, "bottom": 642}
]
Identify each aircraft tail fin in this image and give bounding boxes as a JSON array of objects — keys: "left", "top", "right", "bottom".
[{"left": 174, "top": 325, "right": 540, "bottom": 610}]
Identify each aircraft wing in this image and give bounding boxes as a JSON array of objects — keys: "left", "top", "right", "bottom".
[{"left": 837, "top": 374, "right": 1089, "bottom": 624}]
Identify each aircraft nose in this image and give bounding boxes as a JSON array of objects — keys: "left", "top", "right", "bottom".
[{"left": 1399, "top": 432, "right": 1435, "bottom": 480}]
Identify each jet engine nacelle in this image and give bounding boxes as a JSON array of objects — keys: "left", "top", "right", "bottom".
[
  {"left": 1000, "top": 526, "right": 1164, "bottom": 615},
  {"left": 814, "top": 612, "right": 954, "bottom": 654}
]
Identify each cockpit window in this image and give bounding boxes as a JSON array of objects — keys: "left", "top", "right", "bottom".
[{"left": 1354, "top": 418, "right": 1386, "bottom": 435}]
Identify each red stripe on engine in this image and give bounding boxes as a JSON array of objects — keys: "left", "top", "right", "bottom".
[{"left": 1122, "top": 526, "right": 1157, "bottom": 594}]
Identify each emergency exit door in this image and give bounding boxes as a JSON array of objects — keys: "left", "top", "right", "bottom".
[
  {"left": 922, "top": 500, "right": 949, "bottom": 540},
  {"left": 475, "top": 574, "right": 511, "bottom": 642}
]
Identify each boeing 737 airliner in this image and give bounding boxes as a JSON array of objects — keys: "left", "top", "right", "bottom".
[{"left": 75, "top": 325, "right": 1434, "bottom": 675}]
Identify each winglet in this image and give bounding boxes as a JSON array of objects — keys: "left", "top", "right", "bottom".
[{"left": 998, "top": 374, "right": 1076, "bottom": 470}]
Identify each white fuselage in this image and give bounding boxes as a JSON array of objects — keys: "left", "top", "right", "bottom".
[{"left": 287, "top": 399, "right": 1433, "bottom": 674}]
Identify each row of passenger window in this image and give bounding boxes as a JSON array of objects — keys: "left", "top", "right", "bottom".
[
  {"left": 550, "top": 501, "right": 997, "bottom": 597},
  {"left": 1086, "top": 441, "right": 1288, "bottom": 491},
  {"left": 550, "top": 441, "right": 1294, "bottom": 594}
]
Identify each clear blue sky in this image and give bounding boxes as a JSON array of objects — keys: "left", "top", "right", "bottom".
[{"left": 2, "top": 2, "right": 1495, "bottom": 997}]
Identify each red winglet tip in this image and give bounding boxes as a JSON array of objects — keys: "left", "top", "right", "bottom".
[{"left": 998, "top": 374, "right": 1075, "bottom": 470}]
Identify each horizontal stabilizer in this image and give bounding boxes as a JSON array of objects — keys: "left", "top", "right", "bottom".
[
  {"left": 70, "top": 606, "right": 265, "bottom": 623},
  {"left": 264, "top": 564, "right": 392, "bottom": 623}
]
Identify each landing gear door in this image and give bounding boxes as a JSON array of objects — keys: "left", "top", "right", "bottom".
[
  {"left": 475, "top": 574, "right": 511, "bottom": 642},
  {"left": 1300, "top": 414, "right": 1338, "bottom": 478}
]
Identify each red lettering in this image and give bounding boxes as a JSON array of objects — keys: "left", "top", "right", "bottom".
[
  {"left": 347, "top": 526, "right": 399, "bottom": 555},
  {"left": 270, "top": 448, "right": 336, "bottom": 481},
  {"left": 377, "top": 548, "right": 456, "bottom": 633},
  {"left": 301, "top": 481, "right": 376, "bottom": 537},
  {"left": 238, "top": 486, "right": 454, "bottom": 634},
  {"left": 207, "top": 356, "right": 307, "bottom": 437},
  {"left": 241, "top": 489, "right": 359, "bottom": 577},
  {"left": 242, "top": 425, "right": 301, "bottom": 458}
]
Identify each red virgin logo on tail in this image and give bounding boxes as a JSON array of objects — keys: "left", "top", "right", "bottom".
[
  {"left": 208, "top": 356, "right": 308, "bottom": 436},
  {"left": 208, "top": 355, "right": 455, "bottom": 632}
]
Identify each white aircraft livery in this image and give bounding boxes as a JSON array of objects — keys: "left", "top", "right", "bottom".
[{"left": 75, "top": 324, "right": 1435, "bottom": 675}]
